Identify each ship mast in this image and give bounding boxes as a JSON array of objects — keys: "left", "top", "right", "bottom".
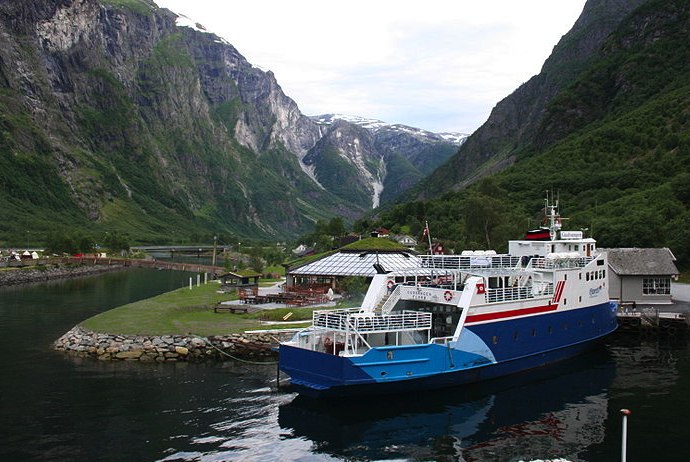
[{"left": 544, "top": 192, "right": 562, "bottom": 241}]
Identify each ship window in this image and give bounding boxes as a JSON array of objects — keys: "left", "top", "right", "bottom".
[
  {"left": 564, "top": 274, "right": 567, "bottom": 281},
  {"left": 579, "top": 273, "right": 582, "bottom": 280},
  {"left": 603, "top": 269, "right": 606, "bottom": 278},
  {"left": 574, "top": 245, "right": 579, "bottom": 251},
  {"left": 492, "top": 335, "right": 498, "bottom": 345},
  {"left": 579, "top": 296, "right": 582, "bottom": 302},
  {"left": 563, "top": 298, "right": 567, "bottom": 305},
  {"left": 597, "top": 259, "right": 604, "bottom": 266},
  {"left": 586, "top": 273, "right": 589, "bottom": 281}
]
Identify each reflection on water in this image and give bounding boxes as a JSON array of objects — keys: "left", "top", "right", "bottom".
[{"left": 279, "top": 351, "right": 615, "bottom": 462}]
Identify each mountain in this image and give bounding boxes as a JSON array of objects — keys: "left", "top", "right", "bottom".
[
  {"left": 412, "top": 0, "right": 649, "bottom": 197},
  {"left": 310, "top": 114, "right": 465, "bottom": 207},
  {"left": 0, "top": 0, "right": 455, "bottom": 245},
  {"left": 380, "top": 0, "right": 690, "bottom": 267}
]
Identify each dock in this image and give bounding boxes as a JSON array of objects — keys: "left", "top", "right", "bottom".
[{"left": 617, "top": 307, "right": 690, "bottom": 334}]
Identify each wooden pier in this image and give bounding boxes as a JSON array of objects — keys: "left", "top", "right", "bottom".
[{"left": 617, "top": 308, "right": 690, "bottom": 334}]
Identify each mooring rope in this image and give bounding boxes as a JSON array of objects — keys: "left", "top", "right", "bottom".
[{"left": 204, "top": 338, "right": 278, "bottom": 365}]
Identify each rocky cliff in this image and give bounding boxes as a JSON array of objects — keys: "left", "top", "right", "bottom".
[
  {"left": 0, "top": 0, "right": 457, "bottom": 243},
  {"left": 413, "top": 0, "right": 649, "bottom": 197}
]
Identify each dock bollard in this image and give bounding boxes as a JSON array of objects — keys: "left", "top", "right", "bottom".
[{"left": 620, "top": 408, "right": 631, "bottom": 462}]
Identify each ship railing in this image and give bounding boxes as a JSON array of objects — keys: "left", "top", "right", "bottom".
[
  {"left": 420, "top": 254, "right": 521, "bottom": 270},
  {"left": 430, "top": 336, "right": 454, "bottom": 345},
  {"left": 312, "top": 309, "right": 432, "bottom": 333},
  {"left": 378, "top": 284, "right": 402, "bottom": 314},
  {"left": 528, "top": 256, "right": 594, "bottom": 270},
  {"left": 486, "top": 286, "right": 533, "bottom": 303}
]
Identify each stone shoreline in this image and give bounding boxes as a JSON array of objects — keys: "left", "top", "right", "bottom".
[
  {"left": 0, "top": 263, "right": 125, "bottom": 286},
  {"left": 54, "top": 325, "right": 295, "bottom": 362}
]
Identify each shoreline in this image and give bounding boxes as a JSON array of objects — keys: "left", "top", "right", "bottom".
[
  {"left": 54, "top": 325, "right": 294, "bottom": 362},
  {"left": 0, "top": 262, "right": 126, "bottom": 286}
]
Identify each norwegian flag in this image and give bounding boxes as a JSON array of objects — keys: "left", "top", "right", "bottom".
[{"left": 422, "top": 222, "right": 430, "bottom": 237}]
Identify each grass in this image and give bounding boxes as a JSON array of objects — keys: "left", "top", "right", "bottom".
[{"left": 80, "top": 282, "right": 319, "bottom": 337}]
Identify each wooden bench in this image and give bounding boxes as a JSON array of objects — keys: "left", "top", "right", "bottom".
[{"left": 214, "top": 304, "right": 249, "bottom": 314}]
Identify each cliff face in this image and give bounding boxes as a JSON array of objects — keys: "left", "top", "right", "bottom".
[
  {"left": 414, "top": 0, "right": 649, "bottom": 198},
  {"left": 0, "top": 0, "right": 457, "bottom": 242}
]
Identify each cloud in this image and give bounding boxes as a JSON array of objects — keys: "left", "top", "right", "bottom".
[{"left": 156, "top": 0, "right": 586, "bottom": 133}]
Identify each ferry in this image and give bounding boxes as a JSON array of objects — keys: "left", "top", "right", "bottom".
[{"left": 279, "top": 201, "right": 618, "bottom": 398}]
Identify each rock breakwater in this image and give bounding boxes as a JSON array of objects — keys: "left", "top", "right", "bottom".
[
  {"left": 54, "top": 326, "right": 295, "bottom": 362},
  {"left": 0, "top": 263, "right": 124, "bottom": 286}
]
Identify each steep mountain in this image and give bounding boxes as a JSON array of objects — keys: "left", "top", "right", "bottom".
[
  {"left": 311, "top": 114, "right": 464, "bottom": 207},
  {"left": 0, "top": 0, "right": 453, "bottom": 245},
  {"left": 413, "top": 0, "right": 648, "bottom": 197},
  {"left": 379, "top": 0, "right": 690, "bottom": 267}
]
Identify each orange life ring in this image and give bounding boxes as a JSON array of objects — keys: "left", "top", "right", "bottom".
[{"left": 444, "top": 290, "right": 453, "bottom": 301}]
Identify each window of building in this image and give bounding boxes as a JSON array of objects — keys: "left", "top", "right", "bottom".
[{"left": 643, "top": 278, "right": 671, "bottom": 295}]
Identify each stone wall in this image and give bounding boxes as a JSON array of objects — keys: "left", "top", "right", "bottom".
[
  {"left": 0, "top": 263, "right": 124, "bottom": 286},
  {"left": 54, "top": 326, "right": 295, "bottom": 362}
]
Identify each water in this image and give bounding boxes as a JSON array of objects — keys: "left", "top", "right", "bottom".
[{"left": 1, "top": 269, "right": 690, "bottom": 461}]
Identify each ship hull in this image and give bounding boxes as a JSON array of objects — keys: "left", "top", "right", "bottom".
[{"left": 279, "top": 302, "right": 617, "bottom": 398}]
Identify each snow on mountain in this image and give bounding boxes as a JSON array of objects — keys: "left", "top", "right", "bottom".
[{"left": 311, "top": 114, "right": 468, "bottom": 145}]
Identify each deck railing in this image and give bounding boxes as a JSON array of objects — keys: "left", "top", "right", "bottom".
[
  {"left": 528, "top": 256, "right": 594, "bottom": 270},
  {"left": 420, "top": 254, "right": 521, "bottom": 270},
  {"left": 312, "top": 309, "right": 432, "bottom": 333}
]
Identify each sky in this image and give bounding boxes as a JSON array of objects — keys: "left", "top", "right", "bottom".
[{"left": 155, "top": 0, "right": 587, "bottom": 134}]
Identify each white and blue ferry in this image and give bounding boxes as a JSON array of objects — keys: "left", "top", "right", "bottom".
[{"left": 279, "top": 202, "right": 618, "bottom": 398}]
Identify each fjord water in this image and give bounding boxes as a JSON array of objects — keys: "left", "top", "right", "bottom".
[{"left": 1, "top": 269, "right": 690, "bottom": 461}]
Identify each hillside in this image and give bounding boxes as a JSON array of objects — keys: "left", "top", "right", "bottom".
[
  {"left": 0, "top": 0, "right": 458, "bottom": 246},
  {"left": 379, "top": 0, "right": 690, "bottom": 268}
]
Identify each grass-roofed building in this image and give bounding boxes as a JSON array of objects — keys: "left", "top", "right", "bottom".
[{"left": 284, "top": 237, "right": 420, "bottom": 292}]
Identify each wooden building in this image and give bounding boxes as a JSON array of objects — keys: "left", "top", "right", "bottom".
[{"left": 605, "top": 247, "right": 679, "bottom": 305}]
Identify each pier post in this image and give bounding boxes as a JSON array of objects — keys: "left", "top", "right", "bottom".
[
  {"left": 197, "top": 274, "right": 200, "bottom": 287},
  {"left": 620, "top": 408, "right": 631, "bottom": 462},
  {"left": 189, "top": 277, "right": 192, "bottom": 290}
]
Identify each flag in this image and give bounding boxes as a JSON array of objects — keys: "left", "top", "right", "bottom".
[{"left": 422, "top": 222, "right": 429, "bottom": 237}]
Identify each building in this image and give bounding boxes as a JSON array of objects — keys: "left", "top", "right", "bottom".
[
  {"left": 285, "top": 237, "right": 419, "bottom": 292},
  {"left": 605, "top": 247, "right": 679, "bottom": 305},
  {"left": 218, "top": 270, "right": 260, "bottom": 293}
]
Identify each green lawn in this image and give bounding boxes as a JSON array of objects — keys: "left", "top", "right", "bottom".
[{"left": 80, "top": 282, "right": 319, "bottom": 336}]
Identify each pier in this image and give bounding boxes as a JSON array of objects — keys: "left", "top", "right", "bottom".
[{"left": 617, "top": 306, "right": 690, "bottom": 334}]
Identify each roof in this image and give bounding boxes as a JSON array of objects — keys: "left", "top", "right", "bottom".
[
  {"left": 603, "top": 248, "right": 679, "bottom": 276},
  {"left": 289, "top": 251, "right": 421, "bottom": 277}
]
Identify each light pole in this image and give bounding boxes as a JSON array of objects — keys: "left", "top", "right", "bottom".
[{"left": 211, "top": 235, "right": 217, "bottom": 271}]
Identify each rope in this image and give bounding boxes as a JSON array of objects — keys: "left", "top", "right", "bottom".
[{"left": 204, "top": 338, "right": 278, "bottom": 365}]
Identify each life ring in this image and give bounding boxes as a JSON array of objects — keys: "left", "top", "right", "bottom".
[
  {"left": 476, "top": 283, "right": 486, "bottom": 294},
  {"left": 387, "top": 280, "right": 395, "bottom": 289},
  {"left": 444, "top": 290, "right": 453, "bottom": 301}
]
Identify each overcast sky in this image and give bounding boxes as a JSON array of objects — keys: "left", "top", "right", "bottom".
[{"left": 155, "top": 0, "right": 586, "bottom": 134}]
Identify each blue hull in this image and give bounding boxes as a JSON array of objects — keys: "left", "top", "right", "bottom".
[{"left": 279, "top": 302, "right": 617, "bottom": 398}]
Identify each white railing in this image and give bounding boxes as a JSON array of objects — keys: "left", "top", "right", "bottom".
[
  {"left": 378, "top": 284, "right": 402, "bottom": 314},
  {"left": 528, "top": 256, "right": 594, "bottom": 270},
  {"left": 420, "top": 254, "right": 521, "bottom": 270},
  {"left": 486, "top": 286, "right": 534, "bottom": 303},
  {"left": 312, "top": 309, "right": 432, "bottom": 333}
]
